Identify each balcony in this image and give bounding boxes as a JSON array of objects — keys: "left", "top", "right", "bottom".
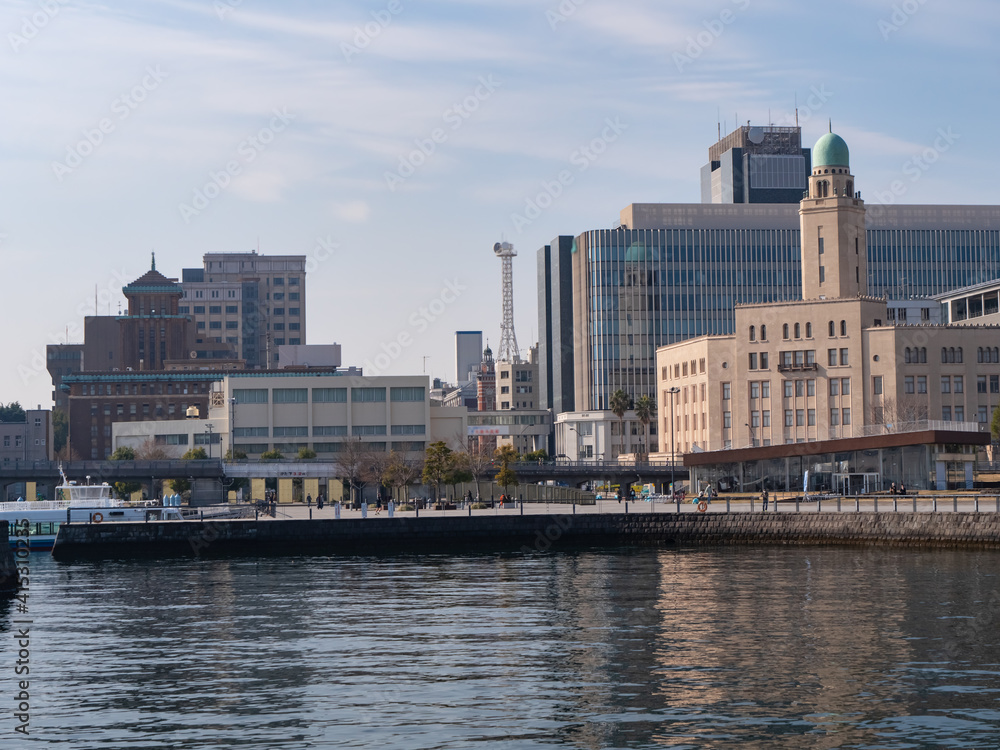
[{"left": 777, "top": 362, "right": 818, "bottom": 373}]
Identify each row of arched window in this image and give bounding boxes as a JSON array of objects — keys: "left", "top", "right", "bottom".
[
  {"left": 904, "top": 347, "right": 927, "bottom": 364},
  {"left": 750, "top": 320, "right": 849, "bottom": 341},
  {"left": 978, "top": 347, "right": 999, "bottom": 364}
]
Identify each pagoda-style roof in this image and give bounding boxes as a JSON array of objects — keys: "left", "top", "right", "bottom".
[{"left": 122, "top": 253, "right": 182, "bottom": 295}]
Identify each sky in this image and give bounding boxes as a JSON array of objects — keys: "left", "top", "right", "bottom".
[{"left": 1, "top": 0, "right": 998, "bottom": 408}]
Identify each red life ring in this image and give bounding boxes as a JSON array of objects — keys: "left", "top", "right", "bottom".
[
  {"left": 697, "top": 501, "right": 708, "bottom": 513},
  {"left": 92, "top": 512, "right": 104, "bottom": 524}
]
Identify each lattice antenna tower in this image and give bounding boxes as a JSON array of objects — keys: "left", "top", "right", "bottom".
[{"left": 493, "top": 241, "right": 520, "bottom": 363}]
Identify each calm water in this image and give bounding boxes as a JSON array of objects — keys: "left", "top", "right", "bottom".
[{"left": 3, "top": 546, "right": 1000, "bottom": 749}]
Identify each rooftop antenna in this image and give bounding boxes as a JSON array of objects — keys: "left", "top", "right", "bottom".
[
  {"left": 794, "top": 93, "right": 799, "bottom": 127},
  {"left": 717, "top": 107, "right": 721, "bottom": 140}
]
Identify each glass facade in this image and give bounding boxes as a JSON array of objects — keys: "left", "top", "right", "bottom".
[{"left": 571, "top": 225, "right": 1000, "bottom": 411}]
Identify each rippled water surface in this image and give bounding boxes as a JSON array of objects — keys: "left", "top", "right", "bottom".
[{"left": 3, "top": 547, "right": 1000, "bottom": 748}]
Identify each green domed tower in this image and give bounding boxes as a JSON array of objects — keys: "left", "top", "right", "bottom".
[{"left": 798, "top": 129, "right": 867, "bottom": 300}]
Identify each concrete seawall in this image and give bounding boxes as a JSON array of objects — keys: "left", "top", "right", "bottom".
[{"left": 50, "top": 512, "right": 1000, "bottom": 560}]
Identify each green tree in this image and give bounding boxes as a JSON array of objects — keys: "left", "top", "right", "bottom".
[
  {"left": 422, "top": 441, "right": 453, "bottom": 501},
  {"left": 633, "top": 395, "right": 655, "bottom": 460},
  {"left": 260, "top": 449, "right": 284, "bottom": 460},
  {"left": 225, "top": 448, "right": 248, "bottom": 460},
  {"left": 52, "top": 408, "right": 69, "bottom": 453},
  {"left": 170, "top": 447, "right": 208, "bottom": 495},
  {"left": 298, "top": 447, "right": 317, "bottom": 460},
  {"left": 387, "top": 451, "right": 422, "bottom": 506},
  {"left": 524, "top": 449, "right": 548, "bottom": 462},
  {"left": 609, "top": 389, "right": 633, "bottom": 459},
  {"left": 494, "top": 444, "right": 520, "bottom": 498},
  {"left": 0, "top": 402, "right": 26, "bottom": 423},
  {"left": 109, "top": 446, "right": 142, "bottom": 499},
  {"left": 991, "top": 404, "right": 1000, "bottom": 458}
]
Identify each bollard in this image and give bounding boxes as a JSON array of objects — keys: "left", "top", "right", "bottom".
[
  {"left": 953, "top": 496, "right": 958, "bottom": 513},
  {"left": 933, "top": 498, "right": 937, "bottom": 512},
  {"left": 837, "top": 496, "right": 841, "bottom": 512},
  {"left": 468, "top": 503, "right": 472, "bottom": 517},
  {"left": 817, "top": 496, "right": 822, "bottom": 513},
  {"left": 893, "top": 499, "right": 898, "bottom": 513},
  {"left": 309, "top": 508, "right": 312, "bottom": 520},
  {"left": 855, "top": 498, "right": 860, "bottom": 513},
  {"left": 726, "top": 498, "right": 730, "bottom": 513},
  {"left": 975, "top": 497, "right": 979, "bottom": 513},
  {"left": 625, "top": 502, "right": 629, "bottom": 514},
  {"left": 520, "top": 500, "right": 523, "bottom": 516},
  {"left": 751, "top": 496, "right": 755, "bottom": 513},
  {"left": 913, "top": 496, "right": 917, "bottom": 513},
  {"left": 335, "top": 502, "right": 341, "bottom": 520},
  {"left": 255, "top": 509, "right": 259, "bottom": 521},
  {"left": 796, "top": 497, "right": 800, "bottom": 513},
  {"left": 676, "top": 499, "right": 680, "bottom": 514},
  {"left": 572, "top": 503, "right": 576, "bottom": 515},
  {"left": 874, "top": 496, "right": 878, "bottom": 513}
]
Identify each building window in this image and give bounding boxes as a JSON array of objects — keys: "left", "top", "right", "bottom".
[
  {"left": 905, "top": 376, "right": 915, "bottom": 394},
  {"left": 808, "top": 409, "right": 816, "bottom": 426},
  {"left": 352, "top": 387, "right": 387, "bottom": 403},
  {"left": 750, "top": 381, "right": 760, "bottom": 399},
  {"left": 807, "top": 379, "right": 816, "bottom": 397},
  {"left": 795, "top": 380, "right": 804, "bottom": 397},
  {"left": 234, "top": 388, "right": 268, "bottom": 404},
  {"left": 841, "top": 378, "right": 850, "bottom": 395},
  {"left": 842, "top": 408, "right": 851, "bottom": 425},
  {"left": 828, "top": 349, "right": 837, "bottom": 367},
  {"left": 722, "top": 383, "right": 731, "bottom": 400},
  {"left": 805, "top": 322, "right": 812, "bottom": 338},
  {"left": 979, "top": 406, "right": 989, "bottom": 423},
  {"left": 760, "top": 352, "right": 769, "bottom": 369},
  {"left": 761, "top": 381, "right": 770, "bottom": 399},
  {"left": 749, "top": 353, "right": 758, "bottom": 370},
  {"left": 749, "top": 326, "right": 756, "bottom": 342},
  {"left": 226, "top": 305, "right": 238, "bottom": 314},
  {"left": 784, "top": 381, "right": 793, "bottom": 399},
  {"left": 954, "top": 376, "right": 964, "bottom": 393},
  {"left": 723, "top": 412, "right": 731, "bottom": 429},
  {"left": 209, "top": 305, "right": 221, "bottom": 314},
  {"left": 917, "top": 376, "right": 927, "bottom": 394},
  {"left": 830, "top": 379, "right": 839, "bottom": 397},
  {"left": 796, "top": 409, "right": 805, "bottom": 426},
  {"left": 391, "top": 387, "right": 426, "bottom": 402},
  {"left": 760, "top": 325, "right": 766, "bottom": 341},
  {"left": 830, "top": 408, "right": 839, "bottom": 426},
  {"left": 978, "top": 376, "right": 988, "bottom": 394},
  {"left": 992, "top": 375, "right": 1000, "bottom": 394},
  {"left": 784, "top": 409, "right": 794, "bottom": 427},
  {"left": 819, "top": 267, "right": 825, "bottom": 283},
  {"left": 840, "top": 348, "right": 849, "bottom": 366},
  {"left": 941, "top": 376, "right": 951, "bottom": 393},
  {"left": 829, "top": 321, "right": 835, "bottom": 337},
  {"left": 956, "top": 406, "right": 965, "bottom": 421},
  {"left": 794, "top": 323, "right": 801, "bottom": 339},
  {"left": 942, "top": 406, "right": 952, "bottom": 421},
  {"left": 751, "top": 410, "right": 760, "bottom": 428},
  {"left": 783, "top": 324, "right": 789, "bottom": 340},
  {"left": 762, "top": 410, "right": 770, "bottom": 427},
  {"left": 313, "top": 388, "right": 347, "bottom": 403},
  {"left": 841, "top": 321, "right": 847, "bottom": 336}
]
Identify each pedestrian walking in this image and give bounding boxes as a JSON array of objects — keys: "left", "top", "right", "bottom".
[
  {"left": 761, "top": 489, "right": 769, "bottom": 511},
  {"left": 307, "top": 494, "right": 312, "bottom": 507},
  {"left": 317, "top": 493, "right": 325, "bottom": 510}
]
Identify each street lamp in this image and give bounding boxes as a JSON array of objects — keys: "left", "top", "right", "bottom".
[
  {"left": 745, "top": 422, "right": 756, "bottom": 448},
  {"left": 667, "top": 387, "right": 680, "bottom": 498},
  {"left": 205, "top": 423, "right": 215, "bottom": 460}
]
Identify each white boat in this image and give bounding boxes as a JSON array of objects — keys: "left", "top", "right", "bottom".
[{"left": 2, "top": 470, "right": 184, "bottom": 552}]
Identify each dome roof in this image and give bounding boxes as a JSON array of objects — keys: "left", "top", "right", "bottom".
[{"left": 813, "top": 132, "right": 849, "bottom": 168}]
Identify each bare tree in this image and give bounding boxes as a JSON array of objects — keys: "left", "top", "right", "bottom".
[
  {"left": 873, "top": 395, "right": 928, "bottom": 431},
  {"left": 336, "top": 438, "right": 368, "bottom": 506},
  {"left": 387, "top": 451, "right": 422, "bottom": 506},
  {"left": 135, "top": 437, "right": 170, "bottom": 460},
  {"left": 465, "top": 442, "right": 494, "bottom": 501},
  {"left": 361, "top": 448, "right": 394, "bottom": 504}
]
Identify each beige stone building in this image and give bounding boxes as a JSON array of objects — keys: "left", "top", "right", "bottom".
[{"left": 654, "top": 132, "right": 994, "bottom": 491}]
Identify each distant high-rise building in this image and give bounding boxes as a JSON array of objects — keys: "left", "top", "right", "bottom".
[
  {"left": 700, "top": 124, "right": 811, "bottom": 204},
  {"left": 181, "top": 251, "right": 306, "bottom": 369},
  {"left": 455, "top": 331, "right": 482, "bottom": 383}
]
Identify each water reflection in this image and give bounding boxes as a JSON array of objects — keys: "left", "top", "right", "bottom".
[{"left": 1, "top": 548, "right": 997, "bottom": 748}]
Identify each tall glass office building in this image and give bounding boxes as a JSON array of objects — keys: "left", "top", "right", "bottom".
[{"left": 540, "top": 203, "right": 1000, "bottom": 413}]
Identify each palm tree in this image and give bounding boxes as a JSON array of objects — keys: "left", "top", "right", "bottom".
[
  {"left": 609, "top": 389, "right": 633, "bottom": 459},
  {"left": 634, "top": 395, "right": 655, "bottom": 461}
]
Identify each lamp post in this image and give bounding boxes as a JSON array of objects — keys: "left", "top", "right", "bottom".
[
  {"left": 667, "top": 387, "right": 680, "bottom": 498},
  {"left": 745, "top": 422, "right": 757, "bottom": 448},
  {"left": 205, "top": 423, "right": 214, "bottom": 460}
]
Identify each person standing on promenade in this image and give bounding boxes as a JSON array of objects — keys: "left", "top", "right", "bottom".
[
  {"left": 761, "top": 489, "right": 769, "bottom": 511},
  {"left": 317, "top": 493, "right": 324, "bottom": 510},
  {"left": 307, "top": 494, "right": 312, "bottom": 508}
]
